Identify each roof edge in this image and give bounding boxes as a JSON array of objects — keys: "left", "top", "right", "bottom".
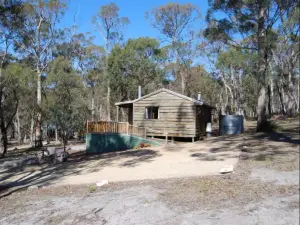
[{"left": 115, "top": 88, "right": 215, "bottom": 108}]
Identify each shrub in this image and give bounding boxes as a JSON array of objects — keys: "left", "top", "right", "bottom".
[
  {"left": 261, "top": 120, "right": 281, "bottom": 132},
  {"left": 88, "top": 184, "right": 96, "bottom": 193}
]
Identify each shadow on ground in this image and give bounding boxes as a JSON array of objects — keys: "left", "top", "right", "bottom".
[
  {"left": 0, "top": 148, "right": 161, "bottom": 198},
  {"left": 194, "top": 119, "right": 298, "bottom": 161},
  {"left": 162, "top": 119, "right": 299, "bottom": 163}
]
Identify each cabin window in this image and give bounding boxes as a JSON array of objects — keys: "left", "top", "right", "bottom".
[{"left": 145, "top": 107, "right": 159, "bottom": 119}]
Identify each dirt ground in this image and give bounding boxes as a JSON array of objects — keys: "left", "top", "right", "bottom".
[
  {"left": 0, "top": 141, "right": 240, "bottom": 187},
  {"left": 0, "top": 119, "right": 299, "bottom": 225}
]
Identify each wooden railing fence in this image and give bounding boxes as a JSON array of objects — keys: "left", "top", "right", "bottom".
[
  {"left": 86, "top": 121, "right": 165, "bottom": 139},
  {"left": 87, "top": 121, "right": 128, "bottom": 134}
]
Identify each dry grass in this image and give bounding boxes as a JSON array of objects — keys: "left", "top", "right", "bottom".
[{"left": 156, "top": 175, "right": 298, "bottom": 212}]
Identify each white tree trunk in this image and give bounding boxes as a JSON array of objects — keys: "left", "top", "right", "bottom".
[
  {"left": 36, "top": 67, "right": 42, "bottom": 146},
  {"left": 180, "top": 70, "right": 185, "bottom": 94},
  {"left": 91, "top": 88, "right": 95, "bottom": 121},
  {"left": 256, "top": 5, "right": 267, "bottom": 131},
  {"left": 23, "top": 133, "right": 27, "bottom": 143},
  {"left": 107, "top": 84, "right": 111, "bottom": 121},
  {"left": 16, "top": 107, "right": 21, "bottom": 144},
  {"left": 30, "top": 117, "right": 34, "bottom": 147},
  {"left": 257, "top": 86, "right": 266, "bottom": 130},
  {"left": 270, "top": 77, "right": 274, "bottom": 113},
  {"left": 55, "top": 128, "right": 58, "bottom": 142}
]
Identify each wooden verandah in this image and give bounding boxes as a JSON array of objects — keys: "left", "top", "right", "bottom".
[{"left": 86, "top": 121, "right": 166, "bottom": 139}]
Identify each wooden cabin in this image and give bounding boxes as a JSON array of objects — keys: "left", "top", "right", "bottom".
[{"left": 115, "top": 88, "right": 214, "bottom": 140}]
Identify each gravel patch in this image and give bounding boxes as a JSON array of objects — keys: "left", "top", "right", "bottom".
[
  {"left": 181, "top": 194, "right": 299, "bottom": 225},
  {"left": 0, "top": 181, "right": 298, "bottom": 225},
  {"left": 251, "top": 168, "right": 299, "bottom": 185}
]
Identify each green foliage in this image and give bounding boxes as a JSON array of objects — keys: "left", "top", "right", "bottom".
[
  {"left": 92, "top": 2, "right": 129, "bottom": 47},
  {"left": 147, "top": 2, "right": 202, "bottom": 94},
  {"left": 186, "top": 66, "right": 221, "bottom": 105},
  {"left": 88, "top": 184, "right": 97, "bottom": 193},
  {"left": 147, "top": 3, "right": 200, "bottom": 40},
  {"left": 1, "top": 63, "right": 33, "bottom": 124},
  {"left": 47, "top": 56, "right": 90, "bottom": 147},
  {"left": 0, "top": 0, "right": 25, "bottom": 39},
  {"left": 108, "top": 37, "right": 166, "bottom": 101},
  {"left": 14, "top": 0, "right": 66, "bottom": 54},
  {"left": 0, "top": 0, "right": 298, "bottom": 158},
  {"left": 216, "top": 48, "right": 246, "bottom": 70},
  {"left": 204, "top": 0, "right": 290, "bottom": 47}
]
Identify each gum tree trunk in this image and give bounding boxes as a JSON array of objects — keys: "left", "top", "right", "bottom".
[
  {"left": 91, "top": 87, "right": 95, "bottom": 120},
  {"left": 36, "top": 66, "right": 42, "bottom": 147},
  {"left": 256, "top": 5, "right": 268, "bottom": 132}
]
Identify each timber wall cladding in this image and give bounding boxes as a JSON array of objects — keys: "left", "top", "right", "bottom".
[{"left": 133, "top": 91, "right": 196, "bottom": 137}]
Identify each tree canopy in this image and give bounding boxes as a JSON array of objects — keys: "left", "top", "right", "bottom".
[{"left": 0, "top": 0, "right": 298, "bottom": 157}]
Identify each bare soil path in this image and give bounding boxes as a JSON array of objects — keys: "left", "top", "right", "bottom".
[{"left": 0, "top": 132, "right": 241, "bottom": 188}]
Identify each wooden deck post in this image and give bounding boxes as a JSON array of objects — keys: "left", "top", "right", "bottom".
[
  {"left": 165, "top": 133, "right": 168, "bottom": 145},
  {"left": 86, "top": 121, "right": 89, "bottom": 133},
  {"left": 116, "top": 106, "right": 119, "bottom": 122},
  {"left": 127, "top": 122, "right": 129, "bottom": 135}
]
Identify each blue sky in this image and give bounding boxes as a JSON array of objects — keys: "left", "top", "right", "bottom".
[{"left": 59, "top": 0, "right": 210, "bottom": 46}]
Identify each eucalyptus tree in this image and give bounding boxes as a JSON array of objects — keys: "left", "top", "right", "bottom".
[
  {"left": 146, "top": 3, "right": 201, "bottom": 94},
  {"left": 271, "top": 6, "right": 300, "bottom": 116},
  {"left": 47, "top": 56, "right": 89, "bottom": 150},
  {"left": 0, "top": 0, "right": 26, "bottom": 157},
  {"left": 205, "top": 0, "right": 297, "bottom": 131},
  {"left": 108, "top": 37, "right": 166, "bottom": 103},
  {"left": 0, "top": 63, "right": 32, "bottom": 157},
  {"left": 14, "top": 0, "right": 66, "bottom": 146},
  {"left": 92, "top": 2, "right": 129, "bottom": 120}
]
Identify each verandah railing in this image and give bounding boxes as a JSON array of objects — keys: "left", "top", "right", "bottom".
[
  {"left": 87, "top": 121, "right": 184, "bottom": 144},
  {"left": 87, "top": 121, "right": 129, "bottom": 134},
  {"left": 86, "top": 121, "right": 165, "bottom": 139}
]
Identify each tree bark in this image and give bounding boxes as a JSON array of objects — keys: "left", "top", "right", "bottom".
[
  {"left": 277, "top": 82, "right": 286, "bottom": 114},
  {"left": 55, "top": 128, "right": 58, "bottom": 142},
  {"left": 267, "top": 84, "right": 272, "bottom": 118},
  {"left": 297, "top": 78, "right": 300, "bottom": 112},
  {"left": 257, "top": 86, "right": 266, "bottom": 130},
  {"left": 270, "top": 77, "right": 274, "bottom": 113},
  {"left": 23, "top": 132, "right": 27, "bottom": 143},
  {"left": 180, "top": 70, "right": 185, "bottom": 94},
  {"left": 11, "top": 122, "right": 15, "bottom": 139},
  {"left": 16, "top": 107, "right": 21, "bottom": 144},
  {"left": 91, "top": 87, "right": 95, "bottom": 121},
  {"left": 46, "top": 123, "right": 50, "bottom": 144},
  {"left": 107, "top": 83, "right": 111, "bottom": 121},
  {"left": 286, "top": 71, "right": 296, "bottom": 116},
  {"left": 105, "top": 30, "right": 111, "bottom": 121},
  {"left": 62, "top": 131, "right": 67, "bottom": 152},
  {"left": 36, "top": 67, "right": 42, "bottom": 147},
  {"left": 0, "top": 120, "right": 8, "bottom": 158},
  {"left": 256, "top": 5, "right": 268, "bottom": 132},
  {"left": 30, "top": 116, "right": 34, "bottom": 147}
]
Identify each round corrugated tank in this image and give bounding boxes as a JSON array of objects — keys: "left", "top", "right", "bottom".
[{"left": 219, "top": 115, "right": 244, "bottom": 135}]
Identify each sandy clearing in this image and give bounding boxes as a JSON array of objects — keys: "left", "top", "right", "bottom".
[{"left": 0, "top": 137, "right": 241, "bottom": 188}]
